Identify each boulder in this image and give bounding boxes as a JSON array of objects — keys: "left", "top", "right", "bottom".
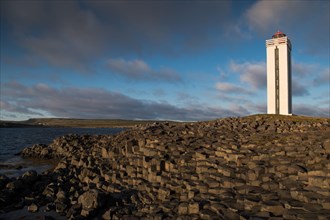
[
  {"left": 6, "top": 179, "right": 24, "bottom": 191},
  {"left": 27, "top": 203, "right": 39, "bottom": 212},
  {"left": 78, "top": 189, "right": 105, "bottom": 216},
  {"left": 22, "top": 170, "right": 38, "bottom": 184}
]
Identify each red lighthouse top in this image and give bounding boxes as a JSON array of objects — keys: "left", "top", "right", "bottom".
[{"left": 272, "top": 31, "right": 286, "bottom": 39}]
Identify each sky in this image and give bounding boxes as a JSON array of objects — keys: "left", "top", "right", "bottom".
[{"left": 0, "top": 0, "right": 329, "bottom": 121}]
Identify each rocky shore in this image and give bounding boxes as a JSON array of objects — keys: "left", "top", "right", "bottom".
[{"left": 1, "top": 115, "right": 329, "bottom": 219}]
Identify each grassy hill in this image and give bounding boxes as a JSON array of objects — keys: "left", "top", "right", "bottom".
[{"left": 0, "top": 118, "right": 162, "bottom": 128}]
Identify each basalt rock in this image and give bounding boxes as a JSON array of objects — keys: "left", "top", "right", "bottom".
[
  {"left": 0, "top": 174, "right": 10, "bottom": 190},
  {"left": 2, "top": 115, "right": 330, "bottom": 219},
  {"left": 22, "top": 170, "right": 38, "bottom": 185}
]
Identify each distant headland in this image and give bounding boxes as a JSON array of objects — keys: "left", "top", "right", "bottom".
[
  {"left": 0, "top": 118, "right": 166, "bottom": 128},
  {"left": 0, "top": 114, "right": 328, "bottom": 128}
]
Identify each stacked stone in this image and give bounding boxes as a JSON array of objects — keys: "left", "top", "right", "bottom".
[{"left": 1, "top": 115, "right": 329, "bottom": 219}]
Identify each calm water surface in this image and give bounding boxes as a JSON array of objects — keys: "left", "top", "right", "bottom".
[{"left": 0, "top": 127, "right": 125, "bottom": 176}]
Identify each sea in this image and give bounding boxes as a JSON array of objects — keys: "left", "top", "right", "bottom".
[{"left": 0, "top": 127, "right": 125, "bottom": 177}]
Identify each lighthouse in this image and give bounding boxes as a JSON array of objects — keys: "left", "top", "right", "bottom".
[{"left": 266, "top": 31, "right": 292, "bottom": 115}]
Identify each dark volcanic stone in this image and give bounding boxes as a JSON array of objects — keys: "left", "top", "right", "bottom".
[
  {"left": 22, "top": 170, "right": 38, "bottom": 184},
  {"left": 6, "top": 179, "right": 24, "bottom": 191},
  {"left": 2, "top": 115, "right": 329, "bottom": 219},
  {"left": 0, "top": 174, "right": 9, "bottom": 189}
]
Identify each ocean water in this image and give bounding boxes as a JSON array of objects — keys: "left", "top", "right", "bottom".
[{"left": 0, "top": 127, "right": 124, "bottom": 176}]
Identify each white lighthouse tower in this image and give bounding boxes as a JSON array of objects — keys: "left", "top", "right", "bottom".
[{"left": 266, "top": 31, "right": 292, "bottom": 115}]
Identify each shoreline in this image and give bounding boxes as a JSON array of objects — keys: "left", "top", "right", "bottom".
[
  {"left": 0, "top": 157, "right": 60, "bottom": 178},
  {"left": 1, "top": 115, "right": 329, "bottom": 219},
  {"left": 0, "top": 118, "right": 172, "bottom": 128}
]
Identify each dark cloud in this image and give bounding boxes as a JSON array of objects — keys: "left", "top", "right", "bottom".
[
  {"left": 294, "top": 104, "right": 329, "bottom": 117},
  {"left": 1, "top": 1, "right": 232, "bottom": 72},
  {"left": 2, "top": 82, "right": 327, "bottom": 120},
  {"left": 292, "top": 63, "right": 330, "bottom": 89},
  {"left": 85, "top": 1, "right": 232, "bottom": 52},
  {"left": 313, "top": 68, "right": 330, "bottom": 86},
  {"left": 292, "top": 62, "right": 317, "bottom": 78},
  {"left": 106, "top": 58, "right": 182, "bottom": 82},
  {"left": 246, "top": 102, "right": 267, "bottom": 113},
  {"left": 1, "top": 82, "right": 247, "bottom": 121},
  {"left": 1, "top": 1, "right": 107, "bottom": 72},
  {"left": 244, "top": 0, "right": 329, "bottom": 57},
  {"left": 292, "top": 81, "right": 309, "bottom": 97}
]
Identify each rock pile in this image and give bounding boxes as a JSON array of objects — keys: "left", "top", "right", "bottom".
[{"left": 1, "top": 115, "right": 330, "bottom": 219}]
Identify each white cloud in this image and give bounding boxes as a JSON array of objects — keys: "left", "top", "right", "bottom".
[
  {"left": 107, "top": 58, "right": 182, "bottom": 82},
  {"left": 215, "top": 82, "right": 252, "bottom": 94},
  {"left": 229, "top": 61, "right": 266, "bottom": 89}
]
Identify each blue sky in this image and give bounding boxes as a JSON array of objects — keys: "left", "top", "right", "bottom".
[{"left": 1, "top": 0, "right": 329, "bottom": 121}]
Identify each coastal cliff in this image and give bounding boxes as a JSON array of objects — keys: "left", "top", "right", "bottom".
[{"left": 1, "top": 115, "right": 330, "bottom": 219}]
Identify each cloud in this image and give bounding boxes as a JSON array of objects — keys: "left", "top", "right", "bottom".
[
  {"left": 292, "top": 63, "right": 329, "bottom": 87},
  {"left": 292, "top": 62, "right": 318, "bottom": 78},
  {"left": 0, "top": 100, "right": 44, "bottom": 117},
  {"left": 1, "top": 82, "right": 250, "bottom": 121},
  {"left": 106, "top": 58, "right": 182, "bottom": 82},
  {"left": 244, "top": 0, "right": 329, "bottom": 56},
  {"left": 153, "top": 89, "right": 166, "bottom": 97},
  {"left": 2, "top": 82, "right": 327, "bottom": 120},
  {"left": 1, "top": 1, "right": 108, "bottom": 72},
  {"left": 216, "top": 93, "right": 252, "bottom": 105},
  {"left": 216, "top": 66, "right": 228, "bottom": 81},
  {"left": 245, "top": 1, "right": 326, "bottom": 34},
  {"left": 1, "top": 1, "right": 232, "bottom": 72},
  {"left": 215, "top": 82, "right": 252, "bottom": 94},
  {"left": 245, "top": 1, "right": 292, "bottom": 34},
  {"left": 246, "top": 102, "right": 267, "bottom": 114},
  {"left": 228, "top": 60, "right": 313, "bottom": 97},
  {"left": 292, "top": 81, "right": 309, "bottom": 97},
  {"left": 229, "top": 61, "right": 266, "bottom": 89},
  {"left": 86, "top": 1, "right": 232, "bottom": 51},
  {"left": 294, "top": 104, "right": 329, "bottom": 117},
  {"left": 313, "top": 68, "right": 330, "bottom": 86},
  {"left": 291, "top": 62, "right": 328, "bottom": 93}
]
